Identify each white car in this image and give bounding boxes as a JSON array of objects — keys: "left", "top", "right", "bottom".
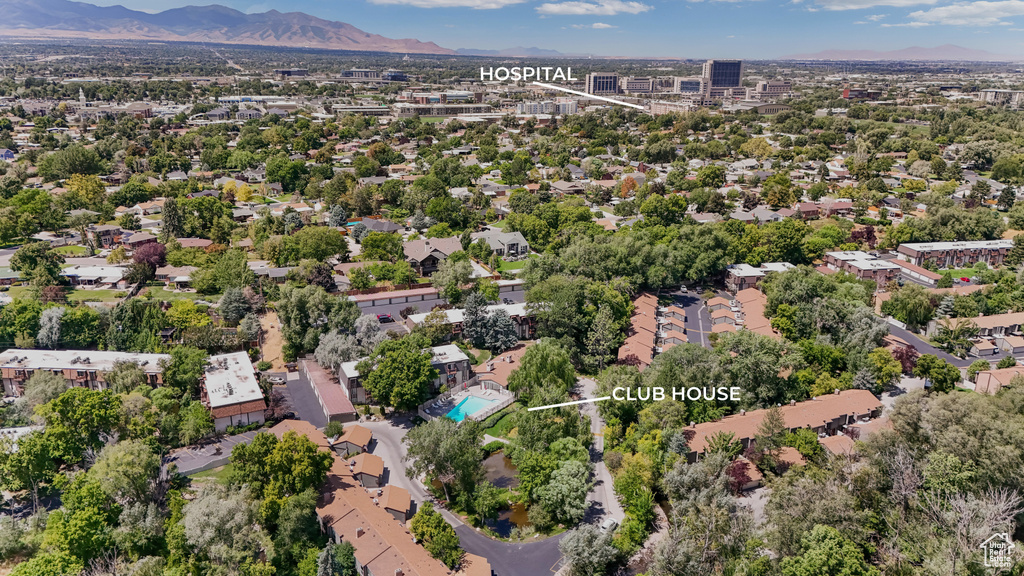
[{"left": 600, "top": 518, "right": 618, "bottom": 533}]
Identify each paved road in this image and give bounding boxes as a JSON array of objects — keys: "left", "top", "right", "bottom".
[
  {"left": 363, "top": 415, "right": 568, "bottom": 576},
  {"left": 166, "top": 430, "right": 259, "bottom": 475},
  {"left": 886, "top": 324, "right": 1015, "bottom": 369},
  {"left": 281, "top": 370, "right": 327, "bottom": 428},
  {"left": 577, "top": 377, "right": 624, "bottom": 526},
  {"left": 665, "top": 289, "right": 712, "bottom": 349}
]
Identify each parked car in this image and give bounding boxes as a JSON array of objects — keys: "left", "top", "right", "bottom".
[
  {"left": 600, "top": 518, "right": 619, "bottom": 533},
  {"left": 377, "top": 313, "right": 394, "bottom": 323}
]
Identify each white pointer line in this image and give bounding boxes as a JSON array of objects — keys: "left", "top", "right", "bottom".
[
  {"left": 532, "top": 82, "right": 645, "bottom": 110},
  {"left": 528, "top": 396, "right": 613, "bottom": 412}
]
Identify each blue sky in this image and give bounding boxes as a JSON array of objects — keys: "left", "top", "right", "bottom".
[{"left": 89, "top": 0, "right": 1024, "bottom": 57}]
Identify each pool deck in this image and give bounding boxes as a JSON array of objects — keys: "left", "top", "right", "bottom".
[{"left": 418, "top": 384, "right": 512, "bottom": 423}]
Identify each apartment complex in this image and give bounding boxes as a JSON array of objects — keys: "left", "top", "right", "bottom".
[
  {"left": 980, "top": 89, "right": 1024, "bottom": 109},
  {"left": 585, "top": 73, "right": 620, "bottom": 95},
  {"left": 617, "top": 293, "right": 688, "bottom": 371},
  {"left": 896, "top": 240, "right": 1014, "bottom": 269},
  {"left": 823, "top": 251, "right": 901, "bottom": 285},
  {"left": 200, "top": 352, "right": 266, "bottom": 432},
  {"left": 0, "top": 349, "right": 168, "bottom": 397},
  {"left": 404, "top": 302, "right": 536, "bottom": 341},
  {"left": 687, "top": 389, "right": 883, "bottom": 461},
  {"left": 337, "top": 345, "right": 472, "bottom": 404},
  {"left": 725, "top": 262, "right": 796, "bottom": 292}
]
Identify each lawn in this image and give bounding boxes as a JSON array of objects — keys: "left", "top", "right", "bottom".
[
  {"left": 488, "top": 219, "right": 507, "bottom": 229},
  {"left": 472, "top": 349, "right": 492, "bottom": 366},
  {"left": 54, "top": 245, "right": 87, "bottom": 256},
  {"left": 484, "top": 411, "right": 517, "bottom": 438},
  {"left": 189, "top": 464, "right": 234, "bottom": 483},
  {"left": 144, "top": 285, "right": 220, "bottom": 303},
  {"left": 497, "top": 255, "right": 535, "bottom": 272},
  {"left": 420, "top": 117, "right": 446, "bottom": 123},
  {"left": 67, "top": 289, "right": 124, "bottom": 303}
]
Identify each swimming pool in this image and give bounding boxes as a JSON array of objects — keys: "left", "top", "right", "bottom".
[{"left": 446, "top": 396, "right": 500, "bottom": 423}]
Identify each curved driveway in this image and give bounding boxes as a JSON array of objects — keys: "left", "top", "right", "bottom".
[{"left": 362, "top": 383, "right": 621, "bottom": 576}]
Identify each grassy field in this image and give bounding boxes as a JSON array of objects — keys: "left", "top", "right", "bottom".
[
  {"left": 484, "top": 411, "right": 517, "bottom": 438},
  {"left": 189, "top": 464, "right": 234, "bottom": 483},
  {"left": 488, "top": 219, "right": 507, "bottom": 229},
  {"left": 498, "top": 255, "right": 534, "bottom": 272},
  {"left": 143, "top": 285, "right": 220, "bottom": 303},
  {"left": 420, "top": 117, "right": 447, "bottom": 123},
  {"left": 4, "top": 285, "right": 123, "bottom": 303},
  {"left": 54, "top": 245, "right": 87, "bottom": 256}
]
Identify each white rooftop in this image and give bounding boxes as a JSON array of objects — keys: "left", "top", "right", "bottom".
[
  {"left": 0, "top": 349, "right": 169, "bottom": 373},
  {"left": 407, "top": 302, "right": 529, "bottom": 326},
  {"left": 826, "top": 250, "right": 875, "bottom": 262},
  {"left": 338, "top": 345, "right": 469, "bottom": 380},
  {"left": 898, "top": 239, "right": 1013, "bottom": 251},
  {"left": 203, "top": 352, "right": 263, "bottom": 408},
  {"left": 847, "top": 259, "right": 901, "bottom": 271}
]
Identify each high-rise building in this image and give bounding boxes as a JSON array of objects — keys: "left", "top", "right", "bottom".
[
  {"left": 701, "top": 60, "right": 743, "bottom": 89},
  {"left": 585, "top": 73, "right": 619, "bottom": 95}
]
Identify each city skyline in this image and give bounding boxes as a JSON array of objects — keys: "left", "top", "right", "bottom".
[{"left": 82, "top": 0, "right": 1024, "bottom": 59}]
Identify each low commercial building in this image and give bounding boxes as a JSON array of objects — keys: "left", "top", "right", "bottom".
[
  {"left": 201, "top": 352, "right": 266, "bottom": 431},
  {"left": 687, "top": 389, "right": 882, "bottom": 461},
  {"left": 0, "top": 349, "right": 168, "bottom": 397},
  {"left": 896, "top": 240, "right": 1014, "bottom": 269}
]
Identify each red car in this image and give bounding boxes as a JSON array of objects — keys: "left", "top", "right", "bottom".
[{"left": 960, "top": 277, "right": 971, "bottom": 282}]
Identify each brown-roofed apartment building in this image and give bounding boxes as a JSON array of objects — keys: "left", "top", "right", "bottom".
[{"left": 686, "top": 389, "right": 882, "bottom": 462}]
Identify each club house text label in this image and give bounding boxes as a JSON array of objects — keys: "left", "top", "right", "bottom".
[
  {"left": 480, "top": 67, "right": 578, "bottom": 82},
  {"left": 613, "top": 386, "right": 743, "bottom": 402}
]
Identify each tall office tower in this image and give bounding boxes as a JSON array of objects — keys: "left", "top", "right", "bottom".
[
  {"left": 701, "top": 60, "right": 743, "bottom": 88},
  {"left": 585, "top": 73, "right": 619, "bottom": 95}
]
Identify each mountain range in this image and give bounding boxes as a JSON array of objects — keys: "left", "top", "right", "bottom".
[
  {"left": 0, "top": 0, "right": 454, "bottom": 55},
  {"left": 782, "top": 44, "right": 1019, "bottom": 62}
]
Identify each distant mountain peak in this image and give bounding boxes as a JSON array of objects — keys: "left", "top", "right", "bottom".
[{"left": 0, "top": 0, "right": 454, "bottom": 55}]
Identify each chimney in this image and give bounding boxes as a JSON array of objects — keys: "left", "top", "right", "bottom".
[
  {"left": 395, "top": 570, "right": 404, "bottom": 576},
  {"left": 834, "top": 389, "right": 841, "bottom": 395},
  {"left": 740, "top": 409, "right": 746, "bottom": 416},
  {"left": 356, "top": 527, "right": 364, "bottom": 537},
  {"left": 790, "top": 400, "right": 796, "bottom": 406}
]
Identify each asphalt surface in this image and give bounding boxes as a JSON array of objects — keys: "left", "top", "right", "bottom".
[
  {"left": 281, "top": 370, "right": 328, "bottom": 428},
  {"left": 886, "top": 324, "right": 1014, "bottom": 369},
  {"left": 665, "top": 288, "right": 713, "bottom": 348},
  {"left": 166, "top": 430, "right": 259, "bottom": 475},
  {"left": 577, "top": 377, "right": 625, "bottom": 526},
  {"left": 361, "top": 415, "right": 575, "bottom": 576}
]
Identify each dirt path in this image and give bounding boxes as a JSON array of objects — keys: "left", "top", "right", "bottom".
[{"left": 259, "top": 311, "right": 286, "bottom": 371}]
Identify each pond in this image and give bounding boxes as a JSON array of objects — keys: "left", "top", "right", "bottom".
[{"left": 483, "top": 451, "right": 519, "bottom": 489}]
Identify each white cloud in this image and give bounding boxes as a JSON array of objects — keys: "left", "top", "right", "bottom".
[
  {"left": 907, "top": 0, "right": 1024, "bottom": 25},
  {"left": 536, "top": 0, "right": 652, "bottom": 15},
  {"left": 368, "top": 0, "right": 527, "bottom": 8},
  {"left": 570, "top": 21, "right": 618, "bottom": 27},
  {"left": 810, "top": 0, "right": 937, "bottom": 11},
  {"left": 880, "top": 20, "right": 932, "bottom": 25},
  {"left": 866, "top": 12, "right": 888, "bottom": 18}
]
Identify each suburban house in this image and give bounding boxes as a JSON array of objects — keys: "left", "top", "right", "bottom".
[
  {"left": 896, "top": 239, "right": 1014, "bottom": 269},
  {"left": 0, "top": 349, "right": 168, "bottom": 397},
  {"left": 929, "top": 312, "right": 1024, "bottom": 338},
  {"left": 88, "top": 224, "right": 123, "bottom": 248},
  {"left": 403, "top": 237, "right": 463, "bottom": 275},
  {"left": 200, "top": 352, "right": 266, "bottom": 432},
  {"left": 360, "top": 218, "right": 404, "bottom": 233},
  {"left": 61, "top": 265, "right": 128, "bottom": 289},
  {"left": 122, "top": 232, "right": 158, "bottom": 250},
  {"left": 337, "top": 344, "right": 472, "bottom": 404},
  {"left": 155, "top": 265, "right": 197, "bottom": 289},
  {"left": 471, "top": 230, "right": 529, "bottom": 258},
  {"left": 687, "top": 389, "right": 883, "bottom": 461}
]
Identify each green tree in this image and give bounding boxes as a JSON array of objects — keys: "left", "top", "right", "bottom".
[
  {"left": 867, "top": 347, "right": 902, "bottom": 391},
  {"left": 36, "top": 388, "right": 123, "bottom": 465},
  {"left": 913, "top": 354, "right": 962, "bottom": 393},
  {"left": 404, "top": 417, "right": 483, "bottom": 502},
  {"left": 409, "top": 502, "right": 463, "bottom": 569},
  {"left": 780, "top": 525, "right": 880, "bottom": 576},
  {"left": 536, "top": 460, "right": 592, "bottom": 526},
  {"left": 356, "top": 338, "right": 438, "bottom": 410},
  {"left": 359, "top": 231, "right": 403, "bottom": 262},
  {"left": 507, "top": 339, "right": 576, "bottom": 403},
  {"left": 10, "top": 242, "right": 65, "bottom": 287},
  {"left": 90, "top": 439, "right": 160, "bottom": 505},
  {"left": 431, "top": 259, "right": 473, "bottom": 305},
  {"left": 161, "top": 346, "right": 208, "bottom": 397},
  {"left": 559, "top": 525, "right": 618, "bottom": 576}
]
